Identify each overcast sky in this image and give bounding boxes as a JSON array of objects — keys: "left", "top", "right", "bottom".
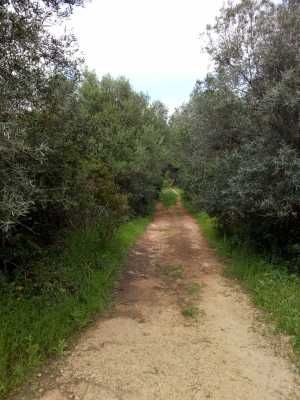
[{"left": 67, "top": 0, "right": 225, "bottom": 111}]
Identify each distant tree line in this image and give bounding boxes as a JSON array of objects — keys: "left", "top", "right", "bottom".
[
  {"left": 0, "top": 0, "right": 170, "bottom": 271},
  {"left": 171, "top": 0, "right": 300, "bottom": 265}
]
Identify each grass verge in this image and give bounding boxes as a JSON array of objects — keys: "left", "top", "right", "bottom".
[
  {"left": 159, "top": 187, "right": 178, "bottom": 208},
  {"left": 193, "top": 211, "right": 300, "bottom": 361},
  {"left": 0, "top": 217, "right": 149, "bottom": 397}
]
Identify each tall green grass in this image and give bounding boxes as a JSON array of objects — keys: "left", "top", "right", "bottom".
[
  {"left": 194, "top": 211, "right": 300, "bottom": 360},
  {"left": 0, "top": 217, "right": 149, "bottom": 397},
  {"left": 159, "top": 187, "right": 178, "bottom": 208}
]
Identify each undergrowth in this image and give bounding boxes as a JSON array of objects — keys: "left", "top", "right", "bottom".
[
  {"left": 159, "top": 187, "right": 178, "bottom": 208},
  {"left": 0, "top": 217, "right": 149, "bottom": 397},
  {"left": 193, "top": 211, "right": 300, "bottom": 361}
]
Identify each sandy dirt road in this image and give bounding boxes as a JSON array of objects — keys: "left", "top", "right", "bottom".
[{"left": 15, "top": 202, "right": 300, "bottom": 400}]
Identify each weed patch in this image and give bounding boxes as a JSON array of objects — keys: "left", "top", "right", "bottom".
[
  {"left": 0, "top": 217, "right": 149, "bottom": 398},
  {"left": 185, "top": 282, "right": 201, "bottom": 298},
  {"left": 181, "top": 305, "right": 200, "bottom": 319}
]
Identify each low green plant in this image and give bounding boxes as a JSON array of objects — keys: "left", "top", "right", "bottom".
[
  {"left": 181, "top": 305, "right": 200, "bottom": 319},
  {"left": 0, "top": 217, "right": 149, "bottom": 398},
  {"left": 185, "top": 282, "right": 201, "bottom": 298},
  {"left": 159, "top": 188, "right": 178, "bottom": 208}
]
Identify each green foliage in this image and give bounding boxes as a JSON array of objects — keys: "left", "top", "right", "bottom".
[
  {"left": 0, "top": 17, "right": 169, "bottom": 270},
  {"left": 181, "top": 305, "right": 200, "bottom": 319},
  {"left": 79, "top": 71, "right": 170, "bottom": 216},
  {"left": 172, "top": 0, "right": 300, "bottom": 263},
  {"left": 0, "top": 2, "right": 169, "bottom": 395},
  {"left": 0, "top": 0, "right": 85, "bottom": 268},
  {"left": 0, "top": 217, "right": 149, "bottom": 397},
  {"left": 159, "top": 188, "right": 178, "bottom": 208},
  {"left": 193, "top": 211, "right": 300, "bottom": 360},
  {"left": 73, "top": 160, "right": 128, "bottom": 237}
]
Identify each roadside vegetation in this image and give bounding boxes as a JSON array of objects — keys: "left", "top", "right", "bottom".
[
  {"left": 0, "top": 217, "right": 150, "bottom": 396},
  {"left": 1, "top": 0, "right": 300, "bottom": 395},
  {"left": 192, "top": 211, "right": 300, "bottom": 360},
  {"left": 159, "top": 188, "right": 178, "bottom": 208},
  {"left": 1, "top": 0, "right": 171, "bottom": 274},
  {"left": 170, "top": 0, "right": 300, "bottom": 362},
  {"left": 171, "top": 0, "right": 300, "bottom": 267},
  {"left": 0, "top": 1, "right": 170, "bottom": 397}
]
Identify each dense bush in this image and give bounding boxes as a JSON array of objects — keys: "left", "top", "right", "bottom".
[
  {"left": 171, "top": 0, "right": 300, "bottom": 263},
  {"left": 78, "top": 72, "right": 169, "bottom": 216},
  {"left": 0, "top": 2, "right": 170, "bottom": 271},
  {"left": 201, "top": 142, "right": 300, "bottom": 253}
]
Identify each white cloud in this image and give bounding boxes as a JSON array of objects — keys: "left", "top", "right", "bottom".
[{"left": 67, "top": 0, "right": 225, "bottom": 110}]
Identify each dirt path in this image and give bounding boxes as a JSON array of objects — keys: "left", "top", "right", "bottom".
[{"left": 16, "top": 203, "right": 300, "bottom": 400}]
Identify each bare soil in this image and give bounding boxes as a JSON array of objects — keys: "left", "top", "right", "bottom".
[{"left": 14, "top": 202, "right": 300, "bottom": 400}]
